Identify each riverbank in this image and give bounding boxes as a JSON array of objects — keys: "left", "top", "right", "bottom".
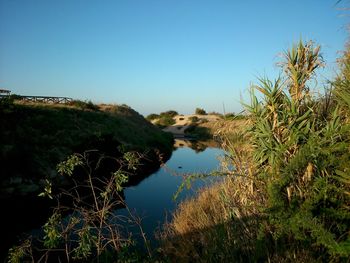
[
  {"left": 0, "top": 100, "right": 173, "bottom": 197},
  {"left": 0, "top": 99, "right": 174, "bottom": 260}
]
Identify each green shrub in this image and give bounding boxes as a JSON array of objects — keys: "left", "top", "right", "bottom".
[
  {"left": 155, "top": 115, "right": 175, "bottom": 127},
  {"left": 160, "top": 110, "right": 178, "bottom": 118},
  {"left": 189, "top": 116, "right": 199, "bottom": 123},
  {"left": 146, "top": 113, "right": 160, "bottom": 121},
  {"left": 195, "top": 108, "right": 206, "bottom": 115}
]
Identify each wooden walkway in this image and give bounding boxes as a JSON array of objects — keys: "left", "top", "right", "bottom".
[
  {"left": 0, "top": 95, "right": 73, "bottom": 104},
  {"left": 19, "top": 96, "right": 73, "bottom": 104}
]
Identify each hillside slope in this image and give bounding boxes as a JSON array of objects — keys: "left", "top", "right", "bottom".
[{"left": 0, "top": 101, "right": 173, "bottom": 196}]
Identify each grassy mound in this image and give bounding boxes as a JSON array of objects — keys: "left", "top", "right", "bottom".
[{"left": 0, "top": 101, "right": 173, "bottom": 196}]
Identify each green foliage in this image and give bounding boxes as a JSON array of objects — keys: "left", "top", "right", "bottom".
[
  {"left": 146, "top": 113, "right": 159, "bottom": 121},
  {"left": 155, "top": 115, "right": 175, "bottom": 127},
  {"left": 246, "top": 40, "right": 350, "bottom": 260},
  {"left": 195, "top": 107, "right": 206, "bottom": 115},
  {"left": 123, "top": 151, "right": 140, "bottom": 170},
  {"left": 188, "top": 116, "right": 199, "bottom": 123},
  {"left": 160, "top": 110, "right": 178, "bottom": 118},
  {"left": 146, "top": 110, "right": 179, "bottom": 127},
  {"left": 72, "top": 227, "right": 96, "bottom": 260},
  {"left": 16, "top": 150, "right": 152, "bottom": 261},
  {"left": 7, "top": 240, "right": 32, "bottom": 263},
  {"left": 113, "top": 170, "right": 129, "bottom": 191},
  {"left": 57, "top": 154, "right": 83, "bottom": 176},
  {"left": 38, "top": 179, "right": 53, "bottom": 199},
  {"left": 43, "top": 212, "right": 62, "bottom": 248}
]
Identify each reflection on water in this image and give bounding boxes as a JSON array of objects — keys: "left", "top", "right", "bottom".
[
  {"left": 173, "top": 139, "right": 220, "bottom": 152},
  {"left": 118, "top": 139, "right": 224, "bottom": 243}
]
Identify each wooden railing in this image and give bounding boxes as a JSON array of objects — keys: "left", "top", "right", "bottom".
[
  {"left": 20, "top": 96, "right": 73, "bottom": 104},
  {"left": 0, "top": 95, "right": 73, "bottom": 104}
]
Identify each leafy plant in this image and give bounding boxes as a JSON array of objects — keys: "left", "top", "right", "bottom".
[{"left": 12, "top": 149, "right": 151, "bottom": 262}]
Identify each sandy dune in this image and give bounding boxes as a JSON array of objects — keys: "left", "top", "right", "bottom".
[{"left": 162, "top": 114, "right": 221, "bottom": 137}]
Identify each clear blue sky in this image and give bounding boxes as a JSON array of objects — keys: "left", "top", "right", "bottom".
[{"left": 0, "top": 0, "right": 348, "bottom": 115}]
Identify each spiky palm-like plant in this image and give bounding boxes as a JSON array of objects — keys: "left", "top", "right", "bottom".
[
  {"left": 281, "top": 40, "right": 324, "bottom": 102},
  {"left": 246, "top": 40, "right": 350, "bottom": 261}
]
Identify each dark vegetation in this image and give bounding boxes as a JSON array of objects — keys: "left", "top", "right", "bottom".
[
  {"left": 184, "top": 125, "right": 212, "bottom": 140},
  {"left": 1, "top": 101, "right": 174, "bottom": 261},
  {"left": 188, "top": 116, "right": 199, "bottom": 123},
  {"left": 69, "top": 99, "right": 99, "bottom": 111},
  {"left": 0, "top": 102, "right": 173, "bottom": 197},
  {"left": 195, "top": 107, "right": 206, "bottom": 115},
  {"left": 147, "top": 110, "right": 178, "bottom": 128}
]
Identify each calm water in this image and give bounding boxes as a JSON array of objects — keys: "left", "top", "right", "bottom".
[
  {"left": 119, "top": 140, "right": 224, "bottom": 242},
  {"left": 1, "top": 140, "right": 223, "bottom": 260}
]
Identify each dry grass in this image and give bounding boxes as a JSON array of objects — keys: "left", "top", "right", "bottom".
[
  {"left": 159, "top": 175, "right": 266, "bottom": 262},
  {"left": 200, "top": 118, "right": 249, "bottom": 137},
  {"left": 158, "top": 128, "right": 266, "bottom": 262}
]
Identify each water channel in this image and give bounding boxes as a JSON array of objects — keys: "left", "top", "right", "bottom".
[
  {"left": 1, "top": 139, "right": 224, "bottom": 259},
  {"left": 119, "top": 139, "right": 224, "bottom": 243}
]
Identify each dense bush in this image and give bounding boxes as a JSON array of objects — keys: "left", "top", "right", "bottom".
[
  {"left": 160, "top": 110, "right": 178, "bottom": 118},
  {"left": 189, "top": 116, "right": 199, "bottom": 123},
  {"left": 195, "top": 108, "right": 206, "bottom": 115},
  {"left": 155, "top": 115, "right": 175, "bottom": 127},
  {"left": 146, "top": 113, "right": 160, "bottom": 121},
  {"left": 148, "top": 110, "right": 178, "bottom": 127}
]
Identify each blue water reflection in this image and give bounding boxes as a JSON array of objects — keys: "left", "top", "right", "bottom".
[{"left": 119, "top": 142, "right": 224, "bottom": 242}]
